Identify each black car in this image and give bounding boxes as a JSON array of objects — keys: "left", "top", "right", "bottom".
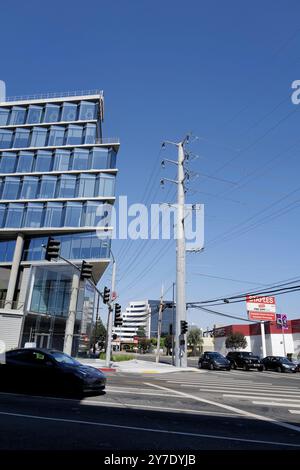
[
  {"left": 198, "top": 352, "right": 231, "bottom": 370},
  {"left": 262, "top": 356, "right": 297, "bottom": 373},
  {"left": 0, "top": 348, "right": 106, "bottom": 397},
  {"left": 226, "top": 351, "right": 264, "bottom": 371}
]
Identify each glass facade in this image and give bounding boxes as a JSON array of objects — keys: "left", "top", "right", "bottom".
[{"left": 0, "top": 93, "right": 118, "bottom": 355}]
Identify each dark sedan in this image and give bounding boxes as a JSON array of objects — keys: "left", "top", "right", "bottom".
[
  {"left": 262, "top": 356, "right": 297, "bottom": 373},
  {"left": 198, "top": 352, "right": 231, "bottom": 370},
  {"left": 0, "top": 348, "right": 106, "bottom": 397}
]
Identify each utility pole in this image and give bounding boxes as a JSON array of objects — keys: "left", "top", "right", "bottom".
[
  {"left": 105, "top": 252, "right": 116, "bottom": 367},
  {"left": 172, "top": 281, "right": 175, "bottom": 366},
  {"left": 161, "top": 136, "right": 189, "bottom": 368},
  {"left": 156, "top": 284, "right": 164, "bottom": 363},
  {"left": 260, "top": 322, "right": 266, "bottom": 358},
  {"left": 176, "top": 141, "right": 187, "bottom": 367}
]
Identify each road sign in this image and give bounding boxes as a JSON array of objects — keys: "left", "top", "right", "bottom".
[
  {"left": 248, "top": 311, "right": 276, "bottom": 321},
  {"left": 246, "top": 295, "right": 276, "bottom": 313},
  {"left": 111, "top": 291, "right": 117, "bottom": 301},
  {"left": 276, "top": 313, "right": 288, "bottom": 329}
]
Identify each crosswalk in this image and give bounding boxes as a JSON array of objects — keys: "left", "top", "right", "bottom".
[{"left": 155, "top": 370, "right": 300, "bottom": 415}]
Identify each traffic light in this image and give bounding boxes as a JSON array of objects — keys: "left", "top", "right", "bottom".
[
  {"left": 103, "top": 286, "right": 110, "bottom": 304},
  {"left": 45, "top": 238, "right": 60, "bottom": 261},
  {"left": 80, "top": 260, "right": 93, "bottom": 279},
  {"left": 114, "top": 303, "right": 122, "bottom": 326},
  {"left": 180, "top": 320, "right": 188, "bottom": 335}
]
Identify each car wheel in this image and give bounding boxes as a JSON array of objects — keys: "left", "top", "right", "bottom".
[
  {"left": 243, "top": 364, "right": 249, "bottom": 371},
  {"left": 209, "top": 363, "right": 214, "bottom": 370},
  {"left": 276, "top": 366, "right": 282, "bottom": 373},
  {"left": 258, "top": 366, "right": 264, "bottom": 372}
]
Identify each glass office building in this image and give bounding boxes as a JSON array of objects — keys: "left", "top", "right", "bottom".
[{"left": 0, "top": 86, "right": 119, "bottom": 352}]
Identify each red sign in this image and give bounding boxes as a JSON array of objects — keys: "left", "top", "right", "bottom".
[
  {"left": 246, "top": 295, "right": 276, "bottom": 313},
  {"left": 248, "top": 311, "right": 276, "bottom": 321},
  {"left": 111, "top": 291, "right": 117, "bottom": 301}
]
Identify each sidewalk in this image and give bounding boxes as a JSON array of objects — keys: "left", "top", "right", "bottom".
[{"left": 77, "top": 357, "right": 200, "bottom": 374}]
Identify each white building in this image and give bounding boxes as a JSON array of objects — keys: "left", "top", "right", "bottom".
[{"left": 112, "top": 300, "right": 150, "bottom": 344}]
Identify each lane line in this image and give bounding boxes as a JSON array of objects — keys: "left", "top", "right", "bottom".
[
  {"left": 144, "top": 382, "right": 300, "bottom": 433},
  {"left": 223, "top": 394, "right": 300, "bottom": 402},
  {"left": 0, "top": 411, "right": 299, "bottom": 448},
  {"left": 289, "top": 410, "right": 300, "bottom": 414},
  {"left": 179, "top": 386, "right": 300, "bottom": 394},
  {"left": 251, "top": 402, "right": 300, "bottom": 408}
]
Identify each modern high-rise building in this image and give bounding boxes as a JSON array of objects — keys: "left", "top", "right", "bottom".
[
  {"left": 0, "top": 82, "right": 119, "bottom": 353},
  {"left": 112, "top": 301, "right": 151, "bottom": 345}
]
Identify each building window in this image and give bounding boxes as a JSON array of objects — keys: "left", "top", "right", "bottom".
[
  {"left": 0, "top": 108, "right": 10, "bottom": 126},
  {"left": 0, "top": 130, "right": 13, "bottom": 149},
  {"left": 63, "top": 202, "right": 82, "bottom": 227},
  {"left": 48, "top": 126, "right": 65, "bottom": 146},
  {"left": 0, "top": 204, "right": 6, "bottom": 227},
  {"left": 23, "top": 203, "right": 44, "bottom": 228},
  {"left": 61, "top": 103, "right": 78, "bottom": 122},
  {"left": 96, "top": 174, "right": 115, "bottom": 197},
  {"left": 20, "top": 176, "right": 39, "bottom": 199},
  {"left": 9, "top": 107, "right": 27, "bottom": 125},
  {"left": 90, "top": 148, "right": 108, "bottom": 169},
  {"left": 52, "top": 150, "right": 70, "bottom": 171},
  {"left": 30, "top": 127, "right": 48, "bottom": 147},
  {"left": 34, "top": 151, "right": 53, "bottom": 172},
  {"left": 65, "top": 125, "right": 83, "bottom": 145},
  {"left": 16, "top": 152, "right": 34, "bottom": 173},
  {"left": 2, "top": 177, "right": 20, "bottom": 199},
  {"left": 5, "top": 203, "right": 24, "bottom": 228},
  {"left": 82, "top": 201, "right": 107, "bottom": 227},
  {"left": 78, "top": 101, "right": 97, "bottom": 120},
  {"left": 72, "top": 149, "right": 89, "bottom": 170},
  {"left": 43, "top": 202, "right": 63, "bottom": 227},
  {"left": 0, "top": 239, "right": 16, "bottom": 261},
  {"left": 43, "top": 104, "right": 61, "bottom": 123},
  {"left": 0, "top": 153, "right": 17, "bottom": 173},
  {"left": 83, "top": 124, "right": 96, "bottom": 144},
  {"left": 26, "top": 106, "right": 43, "bottom": 124},
  {"left": 76, "top": 174, "right": 96, "bottom": 197},
  {"left": 39, "top": 175, "right": 57, "bottom": 198},
  {"left": 57, "top": 175, "right": 77, "bottom": 198},
  {"left": 13, "top": 129, "right": 30, "bottom": 148},
  {"left": 22, "top": 237, "right": 47, "bottom": 261}
]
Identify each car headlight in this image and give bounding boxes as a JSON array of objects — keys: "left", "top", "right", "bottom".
[{"left": 282, "top": 364, "right": 290, "bottom": 368}]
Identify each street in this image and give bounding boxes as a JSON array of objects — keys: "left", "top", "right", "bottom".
[{"left": 0, "top": 368, "right": 299, "bottom": 450}]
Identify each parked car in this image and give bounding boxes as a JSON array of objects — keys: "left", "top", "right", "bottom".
[
  {"left": 198, "top": 352, "right": 231, "bottom": 370},
  {"left": 0, "top": 348, "right": 106, "bottom": 397},
  {"left": 262, "top": 356, "right": 297, "bottom": 373},
  {"left": 226, "top": 351, "right": 264, "bottom": 371}
]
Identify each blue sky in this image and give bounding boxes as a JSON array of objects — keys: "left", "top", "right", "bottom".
[{"left": 2, "top": 0, "right": 300, "bottom": 327}]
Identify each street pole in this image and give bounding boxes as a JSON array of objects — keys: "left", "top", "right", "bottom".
[
  {"left": 175, "top": 141, "right": 187, "bottom": 367},
  {"left": 282, "top": 325, "right": 286, "bottom": 356},
  {"left": 156, "top": 284, "right": 164, "bottom": 363},
  {"left": 260, "top": 322, "right": 266, "bottom": 358},
  {"left": 63, "top": 270, "right": 80, "bottom": 355},
  {"left": 105, "top": 253, "right": 116, "bottom": 367}
]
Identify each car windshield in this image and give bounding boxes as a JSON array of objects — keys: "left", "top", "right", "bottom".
[
  {"left": 210, "top": 353, "right": 224, "bottom": 359},
  {"left": 279, "top": 358, "right": 292, "bottom": 364},
  {"left": 241, "top": 352, "right": 254, "bottom": 357},
  {"left": 51, "top": 351, "right": 80, "bottom": 366}
]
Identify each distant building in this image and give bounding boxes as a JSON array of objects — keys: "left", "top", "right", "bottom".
[
  {"left": 213, "top": 319, "right": 300, "bottom": 357},
  {"left": 112, "top": 300, "right": 151, "bottom": 345}
]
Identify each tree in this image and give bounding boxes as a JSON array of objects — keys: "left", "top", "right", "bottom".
[
  {"left": 164, "top": 334, "right": 173, "bottom": 355},
  {"left": 92, "top": 318, "right": 106, "bottom": 349},
  {"left": 136, "top": 326, "right": 146, "bottom": 338},
  {"left": 187, "top": 328, "right": 203, "bottom": 356},
  {"left": 225, "top": 332, "right": 247, "bottom": 350},
  {"left": 138, "top": 338, "right": 151, "bottom": 353}
]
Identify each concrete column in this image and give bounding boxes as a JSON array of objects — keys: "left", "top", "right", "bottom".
[
  {"left": 5, "top": 234, "right": 24, "bottom": 310},
  {"left": 63, "top": 270, "right": 80, "bottom": 356}
]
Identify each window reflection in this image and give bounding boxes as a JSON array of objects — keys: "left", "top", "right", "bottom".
[
  {"left": 26, "top": 106, "right": 43, "bottom": 124},
  {"left": 30, "top": 127, "right": 48, "bottom": 147},
  {"left": 0, "top": 108, "right": 10, "bottom": 126},
  {"left": 43, "top": 202, "right": 63, "bottom": 227},
  {"left": 52, "top": 150, "right": 70, "bottom": 171},
  {"left": 43, "top": 104, "right": 60, "bottom": 123},
  {"left": 65, "top": 125, "right": 83, "bottom": 145},
  {"left": 5, "top": 203, "right": 24, "bottom": 228},
  {"left": 78, "top": 101, "right": 97, "bottom": 120},
  {"left": 0, "top": 153, "right": 16, "bottom": 173},
  {"left": 9, "top": 107, "right": 26, "bottom": 125},
  {"left": 35, "top": 151, "right": 52, "bottom": 172},
  {"left": 2, "top": 177, "right": 20, "bottom": 199},
  {"left": 17, "top": 152, "right": 34, "bottom": 173},
  {"left": 0, "top": 130, "right": 13, "bottom": 149},
  {"left": 23, "top": 203, "right": 44, "bottom": 228},
  {"left": 20, "top": 176, "right": 39, "bottom": 199},
  {"left": 64, "top": 202, "right": 82, "bottom": 227},
  {"left": 48, "top": 126, "right": 65, "bottom": 146},
  {"left": 61, "top": 103, "right": 78, "bottom": 122},
  {"left": 13, "top": 129, "right": 30, "bottom": 148}
]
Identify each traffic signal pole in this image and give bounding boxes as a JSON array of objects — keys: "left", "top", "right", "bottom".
[
  {"left": 105, "top": 253, "right": 116, "bottom": 367},
  {"left": 63, "top": 270, "right": 80, "bottom": 356}
]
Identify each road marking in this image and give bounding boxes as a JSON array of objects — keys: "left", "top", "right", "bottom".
[
  {"left": 180, "top": 384, "right": 300, "bottom": 392},
  {"left": 224, "top": 394, "right": 300, "bottom": 402},
  {"left": 289, "top": 410, "right": 300, "bottom": 414},
  {"left": 0, "top": 411, "right": 299, "bottom": 448},
  {"left": 251, "top": 402, "right": 300, "bottom": 408},
  {"left": 196, "top": 388, "right": 300, "bottom": 396},
  {"left": 106, "top": 388, "right": 179, "bottom": 397},
  {"left": 144, "top": 382, "right": 300, "bottom": 433},
  {"left": 82, "top": 400, "right": 237, "bottom": 416}
]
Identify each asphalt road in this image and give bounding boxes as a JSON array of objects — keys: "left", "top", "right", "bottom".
[{"left": 0, "top": 367, "right": 299, "bottom": 451}]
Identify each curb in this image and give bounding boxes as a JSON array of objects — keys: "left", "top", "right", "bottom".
[{"left": 97, "top": 367, "right": 117, "bottom": 373}]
